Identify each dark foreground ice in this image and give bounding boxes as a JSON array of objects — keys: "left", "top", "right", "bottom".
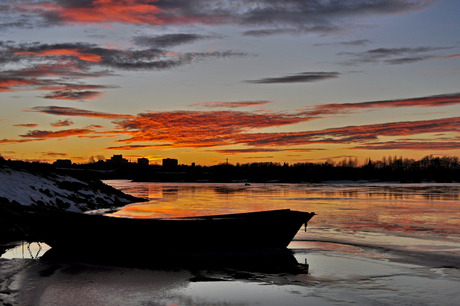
[{"left": 2, "top": 240, "right": 460, "bottom": 306}]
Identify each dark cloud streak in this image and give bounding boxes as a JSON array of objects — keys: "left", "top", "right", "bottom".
[
  {"left": 303, "top": 92, "right": 460, "bottom": 117},
  {"left": 339, "top": 46, "right": 451, "bottom": 65},
  {"left": 20, "top": 129, "right": 94, "bottom": 139},
  {"left": 13, "top": 123, "right": 38, "bottom": 128},
  {"left": 314, "top": 39, "right": 371, "bottom": 47},
  {"left": 193, "top": 100, "right": 272, "bottom": 108},
  {"left": 245, "top": 72, "right": 340, "bottom": 84},
  {"left": 132, "top": 33, "right": 216, "bottom": 48},
  {"left": 354, "top": 141, "right": 460, "bottom": 151},
  {"left": 25, "top": 106, "right": 133, "bottom": 119},
  {"left": 43, "top": 90, "right": 104, "bottom": 101}
]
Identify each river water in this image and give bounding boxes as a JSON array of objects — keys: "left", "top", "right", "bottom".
[{"left": 2, "top": 181, "right": 460, "bottom": 305}]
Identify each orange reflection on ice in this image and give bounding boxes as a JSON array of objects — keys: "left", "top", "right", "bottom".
[
  {"left": 119, "top": 205, "right": 204, "bottom": 219},
  {"left": 103, "top": 181, "right": 460, "bottom": 259},
  {"left": 106, "top": 181, "right": 460, "bottom": 238}
]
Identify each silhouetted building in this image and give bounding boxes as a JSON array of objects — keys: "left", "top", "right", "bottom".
[
  {"left": 53, "top": 159, "right": 72, "bottom": 168},
  {"left": 108, "top": 155, "right": 128, "bottom": 166},
  {"left": 162, "top": 158, "right": 178, "bottom": 168},
  {"left": 137, "top": 158, "right": 149, "bottom": 168}
]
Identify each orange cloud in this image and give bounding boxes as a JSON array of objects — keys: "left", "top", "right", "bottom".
[
  {"left": 0, "top": 78, "right": 40, "bottom": 91},
  {"left": 42, "top": 0, "right": 164, "bottom": 25},
  {"left": 445, "top": 54, "right": 460, "bottom": 59},
  {"left": 0, "top": 139, "right": 38, "bottom": 144},
  {"left": 235, "top": 117, "right": 460, "bottom": 147},
  {"left": 15, "top": 49, "right": 102, "bottom": 62},
  {"left": 116, "top": 110, "right": 311, "bottom": 147},
  {"left": 19, "top": 0, "right": 433, "bottom": 33},
  {"left": 107, "top": 108, "right": 460, "bottom": 150}
]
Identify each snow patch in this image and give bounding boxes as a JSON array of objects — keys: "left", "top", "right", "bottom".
[{"left": 0, "top": 163, "right": 143, "bottom": 212}]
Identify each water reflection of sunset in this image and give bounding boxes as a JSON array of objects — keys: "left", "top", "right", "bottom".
[
  {"left": 106, "top": 182, "right": 460, "bottom": 241},
  {"left": 105, "top": 180, "right": 460, "bottom": 258}
]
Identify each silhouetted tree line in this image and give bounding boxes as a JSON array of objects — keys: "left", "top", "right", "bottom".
[
  {"left": 1, "top": 154, "right": 459, "bottom": 182},
  {"left": 207, "top": 155, "right": 459, "bottom": 183},
  {"left": 99, "top": 155, "right": 460, "bottom": 182}
]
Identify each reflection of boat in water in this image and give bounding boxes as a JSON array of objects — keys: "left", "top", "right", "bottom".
[
  {"left": 43, "top": 247, "right": 310, "bottom": 275},
  {"left": 8, "top": 206, "right": 315, "bottom": 255}
]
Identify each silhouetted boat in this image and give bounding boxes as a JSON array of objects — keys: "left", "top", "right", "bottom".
[{"left": 6, "top": 205, "right": 315, "bottom": 255}]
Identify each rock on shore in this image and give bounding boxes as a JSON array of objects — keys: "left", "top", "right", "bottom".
[{"left": 0, "top": 160, "right": 143, "bottom": 213}]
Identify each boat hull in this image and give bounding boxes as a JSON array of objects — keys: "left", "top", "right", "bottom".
[{"left": 9, "top": 207, "right": 315, "bottom": 254}]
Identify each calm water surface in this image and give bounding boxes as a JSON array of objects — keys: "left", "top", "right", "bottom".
[
  {"left": 2, "top": 181, "right": 460, "bottom": 305},
  {"left": 107, "top": 181, "right": 460, "bottom": 258}
]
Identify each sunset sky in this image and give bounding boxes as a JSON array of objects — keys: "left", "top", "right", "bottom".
[{"left": 1, "top": 0, "right": 459, "bottom": 165}]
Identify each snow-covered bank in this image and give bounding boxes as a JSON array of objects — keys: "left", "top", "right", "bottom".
[{"left": 0, "top": 160, "right": 144, "bottom": 213}]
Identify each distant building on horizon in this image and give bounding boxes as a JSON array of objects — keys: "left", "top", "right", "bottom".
[
  {"left": 162, "top": 158, "right": 178, "bottom": 168},
  {"left": 137, "top": 157, "right": 149, "bottom": 168},
  {"left": 107, "top": 154, "right": 128, "bottom": 166},
  {"left": 53, "top": 159, "right": 72, "bottom": 168}
]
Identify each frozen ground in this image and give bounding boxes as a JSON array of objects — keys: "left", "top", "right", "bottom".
[{"left": 0, "top": 163, "right": 140, "bottom": 212}]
